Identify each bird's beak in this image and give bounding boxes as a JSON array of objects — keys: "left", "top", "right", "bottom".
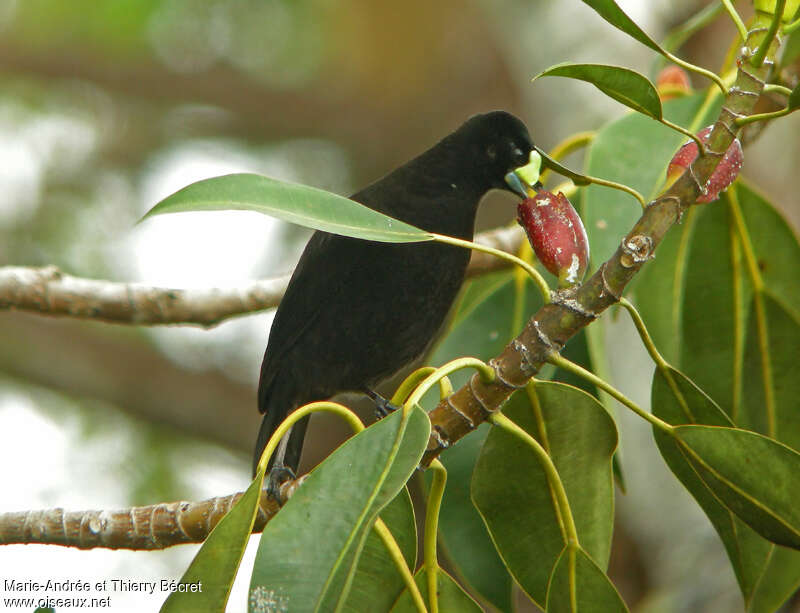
[{"left": 504, "top": 150, "right": 542, "bottom": 198}]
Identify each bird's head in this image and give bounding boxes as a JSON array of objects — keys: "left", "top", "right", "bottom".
[{"left": 458, "top": 111, "right": 537, "bottom": 197}]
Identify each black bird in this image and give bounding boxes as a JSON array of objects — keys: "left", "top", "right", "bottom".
[{"left": 254, "top": 111, "right": 534, "bottom": 481}]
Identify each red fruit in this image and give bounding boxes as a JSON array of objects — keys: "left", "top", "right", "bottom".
[
  {"left": 517, "top": 191, "right": 589, "bottom": 287},
  {"left": 666, "top": 126, "right": 743, "bottom": 203},
  {"left": 656, "top": 65, "right": 692, "bottom": 101}
]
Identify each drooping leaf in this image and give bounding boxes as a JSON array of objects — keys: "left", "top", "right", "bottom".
[
  {"left": 636, "top": 180, "right": 800, "bottom": 415},
  {"left": 535, "top": 63, "right": 662, "bottom": 119},
  {"left": 390, "top": 567, "right": 482, "bottom": 612},
  {"left": 674, "top": 425, "right": 800, "bottom": 550},
  {"left": 471, "top": 383, "right": 617, "bottom": 607},
  {"left": 545, "top": 545, "right": 629, "bottom": 613},
  {"left": 580, "top": 0, "right": 664, "bottom": 55},
  {"left": 342, "top": 488, "right": 417, "bottom": 613},
  {"left": 679, "top": 183, "right": 800, "bottom": 420},
  {"left": 678, "top": 202, "right": 741, "bottom": 414},
  {"left": 736, "top": 184, "right": 800, "bottom": 320},
  {"left": 652, "top": 367, "right": 800, "bottom": 610},
  {"left": 161, "top": 466, "right": 264, "bottom": 612},
  {"left": 740, "top": 295, "right": 800, "bottom": 451},
  {"left": 249, "top": 407, "right": 430, "bottom": 612},
  {"left": 141, "top": 173, "right": 431, "bottom": 243}
]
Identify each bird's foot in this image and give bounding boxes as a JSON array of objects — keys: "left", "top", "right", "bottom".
[
  {"left": 366, "top": 389, "right": 401, "bottom": 419},
  {"left": 266, "top": 465, "right": 296, "bottom": 503}
]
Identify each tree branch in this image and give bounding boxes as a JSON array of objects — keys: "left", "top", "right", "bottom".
[
  {"left": 0, "top": 226, "right": 522, "bottom": 327},
  {"left": 419, "top": 21, "right": 778, "bottom": 467},
  {"left": 0, "top": 485, "right": 286, "bottom": 550},
  {"left": 0, "top": 266, "right": 291, "bottom": 328}
]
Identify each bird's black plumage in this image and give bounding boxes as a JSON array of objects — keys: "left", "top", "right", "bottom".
[{"left": 254, "top": 111, "right": 534, "bottom": 477}]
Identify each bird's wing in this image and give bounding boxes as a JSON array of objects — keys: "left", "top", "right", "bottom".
[{"left": 257, "top": 230, "right": 355, "bottom": 412}]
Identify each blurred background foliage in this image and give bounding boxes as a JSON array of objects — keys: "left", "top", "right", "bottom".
[{"left": 0, "top": 0, "right": 798, "bottom": 611}]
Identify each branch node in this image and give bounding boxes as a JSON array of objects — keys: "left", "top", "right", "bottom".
[
  {"left": 468, "top": 374, "right": 495, "bottom": 418},
  {"left": 430, "top": 425, "right": 450, "bottom": 450},
  {"left": 445, "top": 394, "right": 477, "bottom": 428},
  {"left": 551, "top": 288, "right": 599, "bottom": 321},
  {"left": 512, "top": 337, "right": 539, "bottom": 377},
  {"left": 727, "top": 86, "right": 760, "bottom": 100},
  {"left": 620, "top": 235, "right": 655, "bottom": 268},
  {"left": 599, "top": 262, "right": 622, "bottom": 301},
  {"left": 488, "top": 357, "right": 526, "bottom": 390}
]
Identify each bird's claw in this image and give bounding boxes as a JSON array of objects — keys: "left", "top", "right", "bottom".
[
  {"left": 366, "top": 389, "right": 401, "bottom": 419},
  {"left": 374, "top": 400, "right": 401, "bottom": 419},
  {"left": 266, "top": 465, "right": 296, "bottom": 503}
]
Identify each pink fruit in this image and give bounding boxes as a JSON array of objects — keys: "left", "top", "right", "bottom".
[
  {"left": 656, "top": 65, "right": 692, "bottom": 101},
  {"left": 517, "top": 191, "right": 589, "bottom": 287},
  {"left": 667, "top": 125, "right": 743, "bottom": 203}
]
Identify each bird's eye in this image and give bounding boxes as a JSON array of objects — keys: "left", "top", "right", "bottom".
[{"left": 510, "top": 146, "right": 528, "bottom": 165}]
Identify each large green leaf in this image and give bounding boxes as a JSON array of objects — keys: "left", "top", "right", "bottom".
[
  {"left": 648, "top": 180, "right": 800, "bottom": 609},
  {"left": 342, "top": 489, "right": 417, "bottom": 613},
  {"left": 740, "top": 295, "right": 800, "bottom": 451},
  {"left": 679, "top": 184, "right": 800, "bottom": 419},
  {"left": 674, "top": 426, "right": 800, "bottom": 550},
  {"left": 141, "top": 173, "right": 431, "bottom": 243},
  {"left": 737, "top": 185, "right": 800, "bottom": 321},
  {"left": 161, "top": 467, "right": 264, "bottom": 612},
  {"left": 471, "top": 383, "right": 617, "bottom": 608},
  {"left": 652, "top": 366, "right": 800, "bottom": 611},
  {"left": 390, "top": 567, "right": 482, "bottom": 612},
  {"left": 677, "top": 202, "right": 742, "bottom": 414},
  {"left": 535, "top": 63, "right": 661, "bottom": 119},
  {"left": 248, "top": 407, "right": 429, "bottom": 612},
  {"left": 545, "top": 545, "right": 629, "bottom": 613}
]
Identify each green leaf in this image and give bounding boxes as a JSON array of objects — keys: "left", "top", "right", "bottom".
[
  {"left": 342, "top": 489, "right": 417, "bottom": 613},
  {"left": 471, "top": 383, "right": 617, "bottom": 608},
  {"left": 783, "top": 27, "right": 800, "bottom": 65},
  {"left": 736, "top": 185, "right": 800, "bottom": 321},
  {"left": 249, "top": 407, "right": 430, "bottom": 612},
  {"left": 545, "top": 546, "right": 629, "bottom": 613},
  {"left": 635, "top": 180, "right": 800, "bottom": 412},
  {"left": 141, "top": 173, "right": 432, "bottom": 243},
  {"left": 161, "top": 468, "right": 264, "bottom": 612},
  {"left": 679, "top": 183, "right": 800, "bottom": 419},
  {"left": 534, "top": 63, "right": 662, "bottom": 119},
  {"left": 674, "top": 425, "right": 800, "bottom": 550},
  {"left": 677, "top": 202, "right": 741, "bottom": 414},
  {"left": 789, "top": 83, "right": 800, "bottom": 111},
  {"left": 390, "top": 567, "right": 482, "bottom": 612},
  {"left": 741, "top": 296, "right": 800, "bottom": 452},
  {"left": 580, "top": 0, "right": 664, "bottom": 55},
  {"left": 653, "top": 360, "right": 800, "bottom": 611}
]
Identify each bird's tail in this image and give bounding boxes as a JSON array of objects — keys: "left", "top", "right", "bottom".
[{"left": 252, "top": 408, "right": 310, "bottom": 478}]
